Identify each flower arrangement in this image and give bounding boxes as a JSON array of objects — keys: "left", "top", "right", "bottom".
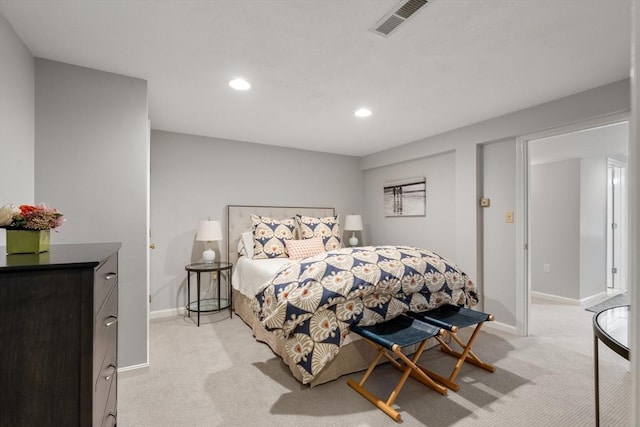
[{"left": 0, "top": 203, "right": 64, "bottom": 231}]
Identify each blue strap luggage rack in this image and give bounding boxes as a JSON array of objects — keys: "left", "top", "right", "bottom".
[
  {"left": 346, "top": 314, "right": 448, "bottom": 422},
  {"left": 407, "top": 304, "right": 495, "bottom": 392}
]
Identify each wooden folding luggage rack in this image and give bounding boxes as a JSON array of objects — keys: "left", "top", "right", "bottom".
[
  {"left": 346, "top": 314, "right": 448, "bottom": 422},
  {"left": 408, "top": 304, "right": 495, "bottom": 392}
]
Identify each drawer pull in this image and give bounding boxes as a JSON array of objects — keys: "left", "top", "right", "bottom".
[
  {"left": 104, "top": 364, "right": 117, "bottom": 381},
  {"left": 104, "top": 316, "right": 118, "bottom": 327},
  {"left": 105, "top": 273, "right": 117, "bottom": 280}
]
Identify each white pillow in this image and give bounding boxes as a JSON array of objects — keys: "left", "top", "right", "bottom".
[
  {"left": 237, "top": 239, "right": 247, "bottom": 257},
  {"left": 241, "top": 230, "right": 254, "bottom": 258}
]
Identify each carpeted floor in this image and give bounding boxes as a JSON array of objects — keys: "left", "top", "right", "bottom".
[
  {"left": 118, "top": 300, "right": 632, "bottom": 426},
  {"left": 585, "top": 292, "right": 629, "bottom": 313}
]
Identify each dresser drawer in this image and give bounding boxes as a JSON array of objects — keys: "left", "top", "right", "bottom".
[
  {"left": 95, "top": 370, "right": 117, "bottom": 427},
  {"left": 94, "top": 337, "right": 117, "bottom": 426},
  {"left": 94, "top": 284, "right": 118, "bottom": 382},
  {"left": 94, "top": 254, "right": 118, "bottom": 315},
  {"left": 101, "top": 382, "right": 118, "bottom": 427}
]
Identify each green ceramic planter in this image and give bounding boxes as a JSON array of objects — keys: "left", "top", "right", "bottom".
[{"left": 6, "top": 229, "right": 51, "bottom": 254}]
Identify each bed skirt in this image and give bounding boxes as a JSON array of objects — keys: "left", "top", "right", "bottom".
[{"left": 233, "top": 291, "right": 388, "bottom": 387}]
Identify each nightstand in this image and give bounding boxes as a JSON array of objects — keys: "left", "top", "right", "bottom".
[{"left": 185, "top": 262, "right": 233, "bottom": 326}]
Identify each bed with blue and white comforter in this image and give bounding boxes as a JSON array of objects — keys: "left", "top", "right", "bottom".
[{"left": 252, "top": 245, "right": 478, "bottom": 384}]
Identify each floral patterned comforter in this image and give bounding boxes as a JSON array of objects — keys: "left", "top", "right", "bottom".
[{"left": 251, "top": 245, "right": 478, "bottom": 384}]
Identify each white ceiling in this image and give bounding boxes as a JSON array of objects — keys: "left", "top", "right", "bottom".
[{"left": 0, "top": 0, "right": 631, "bottom": 156}]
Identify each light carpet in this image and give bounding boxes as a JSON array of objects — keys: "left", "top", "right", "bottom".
[
  {"left": 586, "top": 292, "right": 629, "bottom": 313},
  {"left": 118, "top": 303, "right": 631, "bottom": 427}
]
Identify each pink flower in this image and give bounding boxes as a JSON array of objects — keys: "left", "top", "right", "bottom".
[{"left": 1, "top": 203, "right": 64, "bottom": 231}]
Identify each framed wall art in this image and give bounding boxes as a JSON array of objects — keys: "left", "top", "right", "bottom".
[{"left": 383, "top": 177, "right": 426, "bottom": 217}]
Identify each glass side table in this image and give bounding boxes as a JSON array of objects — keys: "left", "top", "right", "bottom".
[
  {"left": 185, "top": 262, "right": 233, "bottom": 326},
  {"left": 593, "top": 305, "right": 629, "bottom": 426}
]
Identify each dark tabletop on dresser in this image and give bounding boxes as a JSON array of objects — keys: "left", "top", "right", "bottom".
[{"left": 0, "top": 242, "right": 122, "bottom": 271}]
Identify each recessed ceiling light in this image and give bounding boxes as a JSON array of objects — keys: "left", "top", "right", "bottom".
[
  {"left": 354, "top": 108, "right": 372, "bottom": 118},
  {"left": 229, "top": 78, "right": 251, "bottom": 91}
]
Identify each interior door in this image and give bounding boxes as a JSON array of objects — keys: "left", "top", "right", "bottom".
[{"left": 606, "top": 160, "right": 627, "bottom": 291}]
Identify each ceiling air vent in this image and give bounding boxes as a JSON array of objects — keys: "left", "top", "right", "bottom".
[{"left": 370, "top": 0, "right": 429, "bottom": 37}]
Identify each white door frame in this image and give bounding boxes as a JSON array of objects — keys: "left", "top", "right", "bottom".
[
  {"left": 515, "top": 112, "right": 629, "bottom": 336},
  {"left": 146, "top": 119, "right": 151, "bottom": 366}
]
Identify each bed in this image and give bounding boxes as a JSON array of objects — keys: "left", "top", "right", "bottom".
[
  {"left": 227, "top": 205, "right": 479, "bottom": 387},
  {"left": 228, "top": 205, "right": 380, "bottom": 386}
]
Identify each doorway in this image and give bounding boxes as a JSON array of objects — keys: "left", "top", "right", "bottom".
[{"left": 515, "top": 115, "right": 629, "bottom": 336}]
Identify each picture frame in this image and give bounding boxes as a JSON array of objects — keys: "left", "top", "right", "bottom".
[{"left": 383, "top": 177, "right": 426, "bottom": 217}]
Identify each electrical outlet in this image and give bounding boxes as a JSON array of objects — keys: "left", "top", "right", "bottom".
[
  {"left": 505, "top": 211, "right": 514, "bottom": 223},
  {"left": 480, "top": 197, "right": 490, "bottom": 207}
]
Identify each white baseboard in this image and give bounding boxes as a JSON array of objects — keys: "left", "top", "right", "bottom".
[
  {"left": 117, "top": 362, "right": 150, "bottom": 378},
  {"left": 150, "top": 307, "right": 185, "bottom": 320},
  {"left": 531, "top": 291, "right": 581, "bottom": 305},
  {"left": 578, "top": 291, "right": 609, "bottom": 306},
  {"left": 530, "top": 290, "right": 607, "bottom": 306},
  {"left": 484, "top": 320, "right": 517, "bottom": 335}
]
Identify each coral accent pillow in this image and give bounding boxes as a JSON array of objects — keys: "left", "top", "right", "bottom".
[{"left": 285, "top": 237, "right": 326, "bottom": 260}]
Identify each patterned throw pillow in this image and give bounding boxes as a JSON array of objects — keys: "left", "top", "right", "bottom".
[
  {"left": 285, "top": 237, "right": 326, "bottom": 260},
  {"left": 295, "top": 214, "right": 342, "bottom": 251},
  {"left": 251, "top": 215, "right": 296, "bottom": 259}
]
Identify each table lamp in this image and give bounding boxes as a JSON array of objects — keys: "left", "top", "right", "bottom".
[
  {"left": 196, "top": 219, "right": 222, "bottom": 263},
  {"left": 344, "top": 214, "right": 363, "bottom": 247}
]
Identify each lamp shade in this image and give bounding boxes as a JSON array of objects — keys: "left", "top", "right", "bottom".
[
  {"left": 196, "top": 220, "right": 223, "bottom": 242},
  {"left": 344, "top": 215, "right": 363, "bottom": 231},
  {"left": 196, "top": 220, "right": 222, "bottom": 264}
]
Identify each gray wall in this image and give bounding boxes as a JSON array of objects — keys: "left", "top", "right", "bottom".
[
  {"left": 361, "top": 79, "right": 630, "bottom": 329},
  {"left": 149, "top": 130, "right": 363, "bottom": 314},
  {"left": 35, "top": 59, "right": 149, "bottom": 368},
  {"left": 531, "top": 159, "right": 581, "bottom": 299},
  {"left": 579, "top": 156, "right": 607, "bottom": 299},
  {"left": 530, "top": 157, "right": 608, "bottom": 301},
  {"left": 362, "top": 150, "right": 456, "bottom": 258},
  {"left": 481, "top": 139, "right": 516, "bottom": 324},
  {"left": 0, "top": 12, "right": 34, "bottom": 238}
]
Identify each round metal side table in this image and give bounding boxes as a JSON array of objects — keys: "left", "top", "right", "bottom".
[{"left": 185, "top": 261, "right": 233, "bottom": 326}]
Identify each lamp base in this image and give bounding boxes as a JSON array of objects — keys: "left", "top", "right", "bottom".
[
  {"left": 349, "top": 233, "right": 359, "bottom": 247},
  {"left": 202, "top": 248, "right": 216, "bottom": 264}
]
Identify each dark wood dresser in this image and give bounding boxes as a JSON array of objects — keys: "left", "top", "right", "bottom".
[{"left": 0, "top": 242, "right": 121, "bottom": 427}]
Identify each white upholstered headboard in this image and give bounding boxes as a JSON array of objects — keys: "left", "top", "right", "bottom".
[{"left": 226, "top": 205, "right": 336, "bottom": 266}]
